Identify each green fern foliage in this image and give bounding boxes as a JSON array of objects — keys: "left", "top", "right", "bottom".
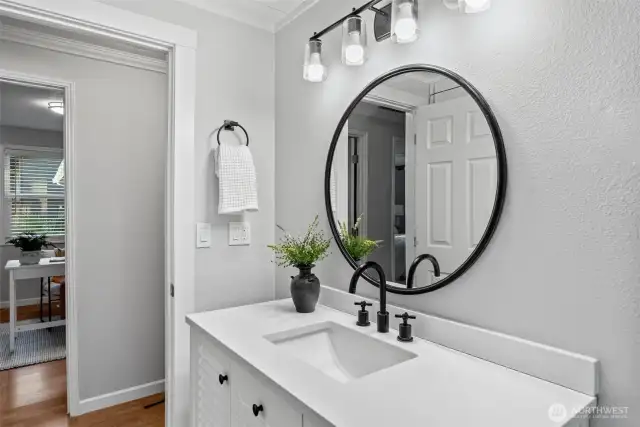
[
  {"left": 6, "top": 232, "right": 54, "bottom": 252},
  {"left": 339, "top": 215, "right": 380, "bottom": 261},
  {"left": 269, "top": 216, "right": 331, "bottom": 268}
]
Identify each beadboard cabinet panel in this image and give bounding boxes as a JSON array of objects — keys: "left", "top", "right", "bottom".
[
  {"left": 191, "top": 330, "right": 304, "bottom": 427},
  {"left": 191, "top": 331, "right": 232, "bottom": 427}
]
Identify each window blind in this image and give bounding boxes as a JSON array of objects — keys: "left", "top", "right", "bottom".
[{"left": 4, "top": 150, "right": 65, "bottom": 237}]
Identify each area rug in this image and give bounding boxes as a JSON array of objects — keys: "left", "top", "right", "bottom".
[{"left": 0, "top": 325, "right": 66, "bottom": 371}]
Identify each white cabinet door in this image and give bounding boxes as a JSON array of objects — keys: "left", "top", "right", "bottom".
[
  {"left": 231, "top": 362, "right": 302, "bottom": 427},
  {"left": 303, "top": 411, "right": 334, "bottom": 427},
  {"left": 191, "top": 332, "right": 232, "bottom": 427}
]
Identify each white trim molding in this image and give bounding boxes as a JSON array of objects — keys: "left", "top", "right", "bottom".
[
  {"left": 78, "top": 379, "right": 165, "bottom": 415},
  {"left": 274, "top": 0, "right": 321, "bottom": 32},
  {"left": 347, "top": 129, "right": 369, "bottom": 237},
  {"left": 0, "top": 23, "right": 168, "bottom": 74},
  {"left": 0, "top": 0, "right": 197, "bottom": 49}
]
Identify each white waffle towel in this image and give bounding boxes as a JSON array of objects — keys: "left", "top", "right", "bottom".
[{"left": 214, "top": 144, "right": 259, "bottom": 214}]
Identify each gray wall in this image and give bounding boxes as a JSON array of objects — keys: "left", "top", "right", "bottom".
[
  {"left": 102, "top": 0, "right": 276, "bottom": 314},
  {"left": 0, "top": 40, "right": 167, "bottom": 400},
  {"left": 348, "top": 105, "right": 405, "bottom": 275},
  {"left": 0, "top": 126, "right": 64, "bottom": 304},
  {"left": 275, "top": 0, "right": 640, "bottom": 424}
]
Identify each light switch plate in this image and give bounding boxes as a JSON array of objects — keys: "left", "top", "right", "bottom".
[
  {"left": 196, "top": 223, "right": 211, "bottom": 248},
  {"left": 229, "top": 222, "right": 250, "bottom": 246}
]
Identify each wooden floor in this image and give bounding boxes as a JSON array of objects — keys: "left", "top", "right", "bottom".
[
  {"left": 0, "top": 302, "right": 63, "bottom": 323},
  {"left": 1, "top": 305, "right": 165, "bottom": 426}
]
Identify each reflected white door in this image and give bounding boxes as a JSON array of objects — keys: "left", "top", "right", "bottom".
[{"left": 414, "top": 97, "right": 497, "bottom": 285}]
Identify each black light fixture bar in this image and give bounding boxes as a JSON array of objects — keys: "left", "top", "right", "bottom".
[
  {"left": 369, "top": 4, "right": 389, "bottom": 16},
  {"left": 310, "top": 0, "right": 385, "bottom": 40}
]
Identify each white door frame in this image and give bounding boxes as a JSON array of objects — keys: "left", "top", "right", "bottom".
[
  {"left": 347, "top": 129, "right": 368, "bottom": 236},
  {"left": 390, "top": 135, "right": 404, "bottom": 282},
  {"left": 0, "top": 2, "right": 197, "bottom": 426}
]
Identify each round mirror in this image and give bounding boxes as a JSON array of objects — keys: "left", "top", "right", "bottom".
[{"left": 325, "top": 65, "right": 507, "bottom": 295}]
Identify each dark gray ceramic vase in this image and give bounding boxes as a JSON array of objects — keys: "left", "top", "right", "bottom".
[{"left": 290, "top": 265, "right": 320, "bottom": 313}]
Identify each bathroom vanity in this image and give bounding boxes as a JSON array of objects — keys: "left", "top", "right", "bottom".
[
  {"left": 187, "top": 64, "right": 598, "bottom": 427},
  {"left": 187, "top": 288, "right": 597, "bottom": 427}
]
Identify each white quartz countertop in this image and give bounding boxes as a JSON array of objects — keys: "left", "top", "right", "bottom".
[{"left": 187, "top": 300, "right": 595, "bottom": 427}]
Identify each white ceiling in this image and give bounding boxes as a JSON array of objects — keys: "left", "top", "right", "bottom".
[
  {"left": 383, "top": 73, "right": 444, "bottom": 98},
  {"left": 100, "top": 0, "right": 319, "bottom": 31},
  {"left": 0, "top": 82, "right": 64, "bottom": 132}
]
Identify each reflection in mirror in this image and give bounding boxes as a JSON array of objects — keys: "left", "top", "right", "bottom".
[{"left": 329, "top": 70, "right": 499, "bottom": 291}]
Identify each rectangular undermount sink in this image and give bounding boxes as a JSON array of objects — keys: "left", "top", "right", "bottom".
[{"left": 264, "top": 321, "right": 417, "bottom": 383}]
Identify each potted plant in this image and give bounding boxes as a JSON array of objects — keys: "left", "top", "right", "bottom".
[
  {"left": 339, "top": 215, "right": 381, "bottom": 262},
  {"left": 7, "top": 232, "right": 54, "bottom": 265},
  {"left": 269, "top": 216, "right": 331, "bottom": 313}
]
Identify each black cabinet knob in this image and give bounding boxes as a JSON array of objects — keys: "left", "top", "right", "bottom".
[
  {"left": 252, "top": 404, "right": 264, "bottom": 417},
  {"left": 218, "top": 374, "right": 228, "bottom": 385}
]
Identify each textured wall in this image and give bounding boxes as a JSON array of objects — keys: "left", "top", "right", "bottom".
[{"left": 276, "top": 0, "right": 640, "bottom": 424}]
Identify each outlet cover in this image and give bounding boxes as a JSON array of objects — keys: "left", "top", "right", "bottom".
[{"left": 229, "top": 222, "right": 250, "bottom": 246}]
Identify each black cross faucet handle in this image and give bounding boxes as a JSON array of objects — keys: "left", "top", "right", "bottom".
[
  {"left": 395, "top": 312, "right": 417, "bottom": 324},
  {"left": 355, "top": 301, "right": 373, "bottom": 311}
]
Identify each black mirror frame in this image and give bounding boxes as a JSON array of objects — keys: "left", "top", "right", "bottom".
[{"left": 324, "top": 64, "right": 507, "bottom": 295}]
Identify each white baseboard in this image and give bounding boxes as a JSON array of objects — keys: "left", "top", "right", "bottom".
[
  {"left": 0, "top": 297, "right": 43, "bottom": 309},
  {"left": 77, "top": 379, "right": 165, "bottom": 415}
]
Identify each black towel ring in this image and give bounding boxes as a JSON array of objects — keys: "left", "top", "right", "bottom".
[{"left": 217, "top": 120, "right": 249, "bottom": 147}]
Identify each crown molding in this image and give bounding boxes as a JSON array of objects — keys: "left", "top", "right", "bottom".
[
  {"left": 275, "top": 0, "right": 321, "bottom": 32},
  {"left": 171, "top": 0, "right": 321, "bottom": 34},
  {"left": 0, "top": 24, "right": 168, "bottom": 74},
  {"left": 170, "top": 0, "right": 279, "bottom": 32}
]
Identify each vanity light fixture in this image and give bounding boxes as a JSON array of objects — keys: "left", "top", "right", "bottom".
[
  {"left": 303, "top": 39, "right": 327, "bottom": 82},
  {"left": 342, "top": 15, "right": 367, "bottom": 66},
  {"left": 48, "top": 101, "right": 64, "bottom": 115},
  {"left": 391, "top": 0, "right": 419, "bottom": 44},
  {"left": 304, "top": 0, "right": 491, "bottom": 83},
  {"left": 443, "top": 0, "right": 491, "bottom": 13}
]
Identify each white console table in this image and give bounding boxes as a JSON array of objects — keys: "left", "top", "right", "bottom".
[{"left": 4, "top": 259, "right": 66, "bottom": 352}]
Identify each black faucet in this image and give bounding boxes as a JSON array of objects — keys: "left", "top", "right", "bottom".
[
  {"left": 407, "top": 254, "right": 441, "bottom": 289},
  {"left": 349, "top": 261, "right": 389, "bottom": 333}
]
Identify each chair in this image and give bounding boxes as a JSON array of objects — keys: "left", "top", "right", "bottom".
[{"left": 40, "top": 249, "right": 66, "bottom": 322}]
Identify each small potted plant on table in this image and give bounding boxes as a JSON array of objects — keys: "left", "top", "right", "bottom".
[
  {"left": 269, "top": 216, "right": 331, "bottom": 313},
  {"left": 7, "top": 232, "right": 54, "bottom": 265}
]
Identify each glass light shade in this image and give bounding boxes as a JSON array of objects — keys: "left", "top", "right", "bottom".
[
  {"left": 303, "top": 39, "right": 327, "bottom": 83},
  {"left": 341, "top": 16, "right": 367, "bottom": 66},
  {"left": 48, "top": 101, "right": 64, "bottom": 115},
  {"left": 463, "top": 0, "right": 490, "bottom": 12},
  {"left": 443, "top": 0, "right": 491, "bottom": 13},
  {"left": 391, "top": 0, "right": 419, "bottom": 44}
]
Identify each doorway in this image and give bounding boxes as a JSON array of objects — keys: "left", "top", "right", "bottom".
[
  {"left": 0, "top": 1, "right": 196, "bottom": 422},
  {"left": 347, "top": 101, "right": 409, "bottom": 283},
  {"left": 0, "top": 80, "right": 67, "bottom": 372}
]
